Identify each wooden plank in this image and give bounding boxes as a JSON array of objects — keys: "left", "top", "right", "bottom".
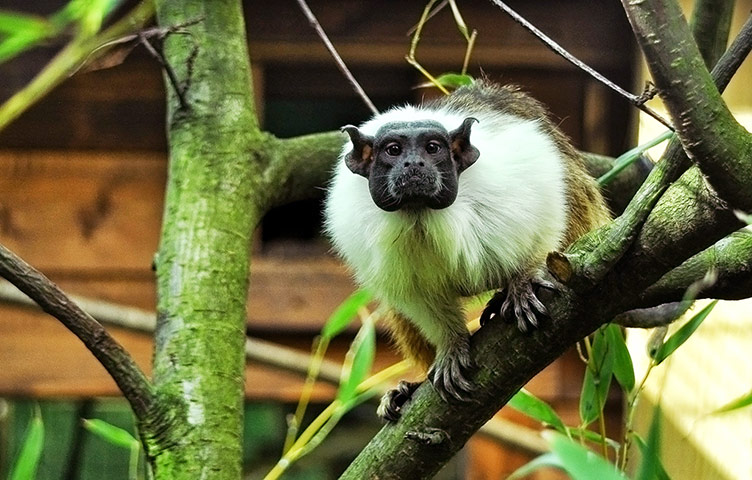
[{"left": 0, "top": 150, "right": 166, "bottom": 271}]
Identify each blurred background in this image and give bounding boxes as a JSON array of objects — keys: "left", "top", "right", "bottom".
[{"left": 0, "top": 0, "right": 749, "bottom": 478}]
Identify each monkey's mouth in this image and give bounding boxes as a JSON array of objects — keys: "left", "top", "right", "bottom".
[{"left": 390, "top": 168, "right": 441, "bottom": 204}]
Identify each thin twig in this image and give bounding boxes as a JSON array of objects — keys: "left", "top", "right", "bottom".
[
  {"left": 487, "top": 0, "right": 674, "bottom": 130},
  {"left": 0, "top": 245, "right": 156, "bottom": 421},
  {"left": 139, "top": 33, "right": 189, "bottom": 110},
  {"left": 294, "top": 0, "right": 378, "bottom": 115}
]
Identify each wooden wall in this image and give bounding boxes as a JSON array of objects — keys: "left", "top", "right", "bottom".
[{"left": 0, "top": 0, "right": 635, "bottom": 477}]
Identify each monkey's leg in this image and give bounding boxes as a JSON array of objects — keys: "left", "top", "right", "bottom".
[
  {"left": 480, "top": 274, "right": 555, "bottom": 332},
  {"left": 426, "top": 319, "right": 474, "bottom": 402}
]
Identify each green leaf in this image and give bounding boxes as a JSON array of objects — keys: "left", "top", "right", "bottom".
[
  {"left": 606, "top": 324, "right": 635, "bottom": 393},
  {"left": 633, "top": 411, "right": 671, "bottom": 480},
  {"left": 435, "top": 73, "right": 474, "bottom": 89},
  {"left": 508, "top": 388, "right": 567, "bottom": 433},
  {"left": 337, "top": 316, "right": 376, "bottom": 403},
  {"left": 10, "top": 407, "right": 45, "bottom": 480},
  {"left": 0, "top": 11, "right": 52, "bottom": 34},
  {"left": 83, "top": 418, "right": 139, "bottom": 450},
  {"left": 568, "top": 427, "right": 621, "bottom": 452},
  {"left": 713, "top": 389, "right": 752, "bottom": 414},
  {"left": 580, "top": 328, "right": 615, "bottom": 426},
  {"left": 652, "top": 301, "right": 717, "bottom": 364},
  {"left": 546, "top": 432, "right": 628, "bottom": 480},
  {"left": 598, "top": 130, "right": 673, "bottom": 186},
  {"left": 507, "top": 452, "right": 563, "bottom": 480},
  {"left": 321, "top": 289, "right": 371, "bottom": 340},
  {"left": 734, "top": 210, "right": 751, "bottom": 224}
]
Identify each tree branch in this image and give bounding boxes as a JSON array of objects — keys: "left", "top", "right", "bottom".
[
  {"left": 0, "top": 244, "right": 157, "bottom": 422},
  {"left": 622, "top": 0, "right": 752, "bottom": 212}
]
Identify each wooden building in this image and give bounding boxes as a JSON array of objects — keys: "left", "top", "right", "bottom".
[{"left": 0, "top": 1, "right": 637, "bottom": 478}]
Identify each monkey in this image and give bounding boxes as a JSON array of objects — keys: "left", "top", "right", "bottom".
[{"left": 324, "top": 80, "right": 610, "bottom": 421}]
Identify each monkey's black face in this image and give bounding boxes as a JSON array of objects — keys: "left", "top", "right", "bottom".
[{"left": 342, "top": 118, "right": 479, "bottom": 212}]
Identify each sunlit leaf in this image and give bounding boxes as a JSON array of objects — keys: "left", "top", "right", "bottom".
[
  {"left": 83, "top": 418, "right": 139, "bottom": 450},
  {"left": 546, "top": 431, "right": 628, "bottom": 480},
  {"left": 321, "top": 289, "right": 371, "bottom": 340},
  {"left": 713, "top": 389, "right": 752, "bottom": 414},
  {"left": 10, "top": 407, "right": 45, "bottom": 480},
  {"left": 508, "top": 388, "right": 566, "bottom": 433},
  {"left": 652, "top": 301, "right": 717, "bottom": 364},
  {"left": 606, "top": 324, "right": 635, "bottom": 393},
  {"left": 734, "top": 210, "right": 751, "bottom": 224},
  {"left": 507, "top": 452, "right": 563, "bottom": 480},
  {"left": 337, "top": 316, "right": 376, "bottom": 403},
  {"left": 568, "top": 427, "right": 621, "bottom": 452},
  {"left": 598, "top": 130, "right": 673, "bottom": 186}
]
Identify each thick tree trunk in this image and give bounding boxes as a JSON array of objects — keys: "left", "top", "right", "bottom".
[{"left": 148, "top": 1, "right": 264, "bottom": 477}]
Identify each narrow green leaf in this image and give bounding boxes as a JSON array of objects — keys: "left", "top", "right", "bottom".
[
  {"left": 598, "top": 130, "right": 673, "bottom": 186},
  {"left": 606, "top": 324, "right": 635, "bottom": 393},
  {"left": 0, "top": 11, "right": 52, "bottom": 34},
  {"left": 652, "top": 301, "right": 717, "bottom": 364},
  {"left": 713, "top": 389, "right": 752, "bottom": 414},
  {"left": 435, "top": 73, "right": 474, "bottom": 89},
  {"left": 633, "top": 416, "right": 671, "bottom": 480},
  {"left": 580, "top": 329, "right": 615, "bottom": 426},
  {"left": 321, "top": 289, "right": 371, "bottom": 340},
  {"left": 10, "top": 407, "right": 45, "bottom": 480},
  {"left": 568, "top": 427, "right": 621, "bottom": 452},
  {"left": 83, "top": 418, "right": 138, "bottom": 450},
  {"left": 546, "top": 432, "right": 628, "bottom": 480},
  {"left": 634, "top": 408, "right": 665, "bottom": 480},
  {"left": 508, "top": 388, "right": 567, "bottom": 433},
  {"left": 507, "top": 453, "right": 563, "bottom": 480},
  {"left": 337, "top": 317, "right": 376, "bottom": 403}
]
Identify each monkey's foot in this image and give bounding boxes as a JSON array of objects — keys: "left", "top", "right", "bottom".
[
  {"left": 428, "top": 340, "right": 474, "bottom": 402},
  {"left": 377, "top": 380, "right": 421, "bottom": 423},
  {"left": 480, "top": 275, "right": 555, "bottom": 333}
]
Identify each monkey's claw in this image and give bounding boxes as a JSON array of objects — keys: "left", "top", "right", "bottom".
[
  {"left": 480, "top": 276, "right": 555, "bottom": 333},
  {"left": 428, "top": 342, "right": 474, "bottom": 402},
  {"left": 377, "top": 380, "right": 421, "bottom": 423}
]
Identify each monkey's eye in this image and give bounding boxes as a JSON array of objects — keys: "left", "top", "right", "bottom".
[
  {"left": 385, "top": 143, "right": 402, "bottom": 156},
  {"left": 425, "top": 141, "right": 441, "bottom": 154}
]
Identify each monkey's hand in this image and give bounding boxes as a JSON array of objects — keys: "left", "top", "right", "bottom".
[
  {"left": 377, "top": 380, "right": 422, "bottom": 423},
  {"left": 480, "top": 274, "right": 555, "bottom": 332}
]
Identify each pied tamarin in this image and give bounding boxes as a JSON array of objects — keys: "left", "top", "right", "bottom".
[{"left": 324, "top": 80, "right": 610, "bottom": 421}]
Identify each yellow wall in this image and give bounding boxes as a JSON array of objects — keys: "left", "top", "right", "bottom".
[{"left": 630, "top": 2, "right": 752, "bottom": 479}]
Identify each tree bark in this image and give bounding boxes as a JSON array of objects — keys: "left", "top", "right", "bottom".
[{"left": 148, "top": 1, "right": 263, "bottom": 477}]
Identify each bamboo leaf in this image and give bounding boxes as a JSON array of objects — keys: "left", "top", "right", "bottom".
[
  {"left": 598, "top": 130, "right": 673, "bottom": 186},
  {"left": 606, "top": 324, "right": 635, "bottom": 393},
  {"left": 545, "top": 432, "right": 628, "bottom": 480},
  {"left": 580, "top": 329, "right": 614, "bottom": 426},
  {"left": 633, "top": 411, "right": 671, "bottom": 480},
  {"left": 713, "top": 389, "right": 752, "bottom": 414},
  {"left": 568, "top": 427, "right": 621, "bottom": 451},
  {"left": 321, "top": 289, "right": 371, "bottom": 340},
  {"left": 652, "top": 301, "right": 717, "bottom": 364},
  {"left": 0, "top": 11, "right": 52, "bottom": 34},
  {"left": 337, "top": 316, "right": 376, "bottom": 403},
  {"left": 508, "top": 388, "right": 567, "bottom": 433},
  {"left": 83, "top": 418, "right": 139, "bottom": 450},
  {"left": 10, "top": 407, "right": 45, "bottom": 480},
  {"left": 435, "top": 73, "right": 474, "bottom": 89},
  {"left": 507, "top": 452, "right": 563, "bottom": 480}
]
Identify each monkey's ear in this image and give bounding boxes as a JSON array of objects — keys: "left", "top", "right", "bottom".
[
  {"left": 449, "top": 117, "right": 480, "bottom": 172},
  {"left": 341, "top": 125, "right": 375, "bottom": 178}
]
